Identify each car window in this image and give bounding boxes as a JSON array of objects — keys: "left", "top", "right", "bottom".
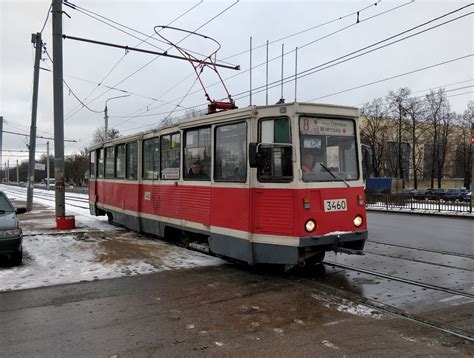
[{"left": 0, "top": 194, "right": 14, "bottom": 212}]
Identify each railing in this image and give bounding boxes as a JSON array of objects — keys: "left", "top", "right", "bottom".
[{"left": 366, "top": 193, "right": 472, "bottom": 213}]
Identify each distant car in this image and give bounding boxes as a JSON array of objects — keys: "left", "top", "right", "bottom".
[
  {"left": 0, "top": 191, "right": 27, "bottom": 265},
  {"left": 424, "top": 188, "right": 446, "bottom": 200},
  {"left": 444, "top": 188, "right": 468, "bottom": 201},
  {"left": 402, "top": 188, "right": 425, "bottom": 199}
]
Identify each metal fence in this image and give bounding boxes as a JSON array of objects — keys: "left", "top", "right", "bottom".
[{"left": 366, "top": 193, "right": 472, "bottom": 213}]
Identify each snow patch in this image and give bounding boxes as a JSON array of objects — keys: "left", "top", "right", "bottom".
[
  {"left": 321, "top": 340, "right": 339, "bottom": 350},
  {"left": 311, "top": 293, "right": 382, "bottom": 319},
  {"left": 0, "top": 185, "right": 223, "bottom": 292}
]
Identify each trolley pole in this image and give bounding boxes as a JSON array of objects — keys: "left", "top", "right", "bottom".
[
  {"left": 52, "top": 0, "right": 67, "bottom": 223},
  {"left": 26, "top": 32, "right": 42, "bottom": 211}
]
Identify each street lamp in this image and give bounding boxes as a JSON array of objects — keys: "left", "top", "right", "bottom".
[{"left": 104, "top": 94, "right": 130, "bottom": 141}]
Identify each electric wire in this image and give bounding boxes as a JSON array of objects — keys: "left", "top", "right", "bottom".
[
  {"left": 60, "top": 1, "right": 204, "bottom": 123},
  {"left": 233, "top": 11, "right": 474, "bottom": 101},
  {"left": 113, "top": 54, "right": 473, "bottom": 136},
  {"left": 305, "top": 54, "right": 473, "bottom": 102},
  {"left": 40, "top": 2, "right": 52, "bottom": 34},
  {"left": 65, "top": 1, "right": 228, "bottom": 65},
  {"left": 63, "top": 0, "right": 239, "bottom": 122},
  {"left": 125, "top": 0, "right": 412, "bottom": 121},
  {"left": 110, "top": 7, "right": 473, "bottom": 121}
]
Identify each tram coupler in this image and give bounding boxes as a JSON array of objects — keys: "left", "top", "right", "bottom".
[{"left": 333, "top": 247, "right": 364, "bottom": 255}]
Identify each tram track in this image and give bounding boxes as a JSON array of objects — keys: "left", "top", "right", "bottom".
[
  {"left": 323, "top": 260, "right": 474, "bottom": 299},
  {"left": 290, "top": 274, "right": 474, "bottom": 343},
  {"left": 368, "top": 240, "right": 474, "bottom": 260},
  {"left": 5, "top": 187, "right": 90, "bottom": 210},
  {"left": 361, "top": 247, "right": 473, "bottom": 272}
]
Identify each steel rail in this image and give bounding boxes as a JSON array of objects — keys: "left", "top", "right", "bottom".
[
  {"left": 290, "top": 276, "right": 474, "bottom": 342},
  {"left": 323, "top": 261, "right": 474, "bottom": 299},
  {"left": 368, "top": 240, "right": 474, "bottom": 260},
  {"left": 362, "top": 249, "right": 473, "bottom": 272}
]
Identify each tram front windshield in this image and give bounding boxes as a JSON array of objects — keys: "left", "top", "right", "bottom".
[{"left": 300, "top": 117, "right": 359, "bottom": 182}]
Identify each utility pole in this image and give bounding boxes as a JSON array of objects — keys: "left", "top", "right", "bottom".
[
  {"left": 7, "top": 160, "right": 9, "bottom": 184},
  {"left": 104, "top": 95, "right": 129, "bottom": 142},
  {"left": 279, "top": 44, "right": 284, "bottom": 104},
  {"left": 46, "top": 141, "right": 50, "bottom": 190},
  {"left": 16, "top": 160, "right": 19, "bottom": 183},
  {"left": 249, "top": 36, "right": 252, "bottom": 106},
  {"left": 26, "top": 32, "right": 42, "bottom": 211},
  {"left": 52, "top": 0, "right": 66, "bottom": 220}
]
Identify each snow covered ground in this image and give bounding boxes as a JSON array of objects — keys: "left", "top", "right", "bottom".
[{"left": 0, "top": 185, "right": 223, "bottom": 292}]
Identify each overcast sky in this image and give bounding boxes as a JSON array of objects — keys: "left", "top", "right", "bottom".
[{"left": 0, "top": 0, "right": 472, "bottom": 166}]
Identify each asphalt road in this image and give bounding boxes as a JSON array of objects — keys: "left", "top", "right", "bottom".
[
  {"left": 1, "top": 212, "right": 473, "bottom": 357},
  {"left": 1, "top": 265, "right": 471, "bottom": 357},
  {"left": 367, "top": 211, "right": 473, "bottom": 254}
]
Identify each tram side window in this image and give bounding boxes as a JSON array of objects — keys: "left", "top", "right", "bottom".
[
  {"left": 116, "top": 144, "right": 126, "bottom": 179},
  {"left": 98, "top": 149, "right": 104, "bottom": 179},
  {"left": 215, "top": 122, "right": 247, "bottom": 182},
  {"left": 160, "top": 133, "right": 180, "bottom": 180},
  {"left": 258, "top": 117, "right": 293, "bottom": 182},
  {"left": 105, "top": 147, "right": 115, "bottom": 178},
  {"left": 184, "top": 127, "right": 211, "bottom": 180},
  {"left": 143, "top": 137, "right": 160, "bottom": 180},
  {"left": 126, "top": 142, "right": 137, "bottom": 180},
  {"left": 90, "top": 151, "right": 96, "bottom": 179}
]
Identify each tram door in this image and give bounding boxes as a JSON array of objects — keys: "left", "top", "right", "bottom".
[
  {"left": 89, "top": 150, "right": 98, "bottom": 213},
  {"left": 96, "top": 148, "right": 105, "bottom": 207},
  {"left": 252, "top": 117, "right": 295, "bottom": 236},
  {"left": 211, "top": 121, "right": 250, "bottom": 231}
]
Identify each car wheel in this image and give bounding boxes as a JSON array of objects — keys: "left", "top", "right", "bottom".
[{"left": 11, "top": 249, "right": 22, "bottom": 266}]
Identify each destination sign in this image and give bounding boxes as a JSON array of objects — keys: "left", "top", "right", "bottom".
[{"left": 300, "top": 117, "right": 354, "bottom": 136}]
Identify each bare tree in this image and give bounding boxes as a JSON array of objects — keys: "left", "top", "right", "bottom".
[
  {"left": 404, "top": 96, "right": 425, "bottom": 189},
  {"left": 387, "top": 87, "right": 411, "bottom": 188},
  {"left": 456, "top": 101, "right": 473, "bottom": 189},
  {"left": 360, "top": 98, "right": 390, "bottom": 177},
  {"left": 425, "top": 89, "right": 449, "bottom": 188},
  {"left": 91, "top": 127, "right": 120, "bottom": 144}
]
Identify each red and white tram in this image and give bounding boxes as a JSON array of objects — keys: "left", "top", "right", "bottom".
[{"left": 88, "top": 102, "right": 367, "bottom": 266}]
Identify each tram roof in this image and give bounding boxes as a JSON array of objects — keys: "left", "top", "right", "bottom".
[{"left": 88, "top": 102, "right": 359, "bottom": 150}]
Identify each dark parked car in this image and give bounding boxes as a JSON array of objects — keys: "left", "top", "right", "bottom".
[
  {"left": 402, "top": 189, "right": 425, "bottom": 199},
  {"left": 0, "top": 191, "right": 27, "bottom": 265},
  {"left": 424, "top": 188, "right": 446, "bottom": 200},
  {"left": 444, "top": 188, "right": 469, "bottom": 201}
]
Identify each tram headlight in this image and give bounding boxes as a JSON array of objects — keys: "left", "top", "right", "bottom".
[
  {"left": 305, "top": 219, "right": 316, "bottom": 233},
  {"left": 353, "top": 215, "right": 363, "bottom": 227}
]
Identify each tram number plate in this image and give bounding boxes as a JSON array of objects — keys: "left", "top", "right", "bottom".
[{"left": 324, "top": 199, "right": 347, "bottom": 212}]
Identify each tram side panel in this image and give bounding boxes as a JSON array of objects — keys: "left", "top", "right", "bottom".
[
  {"left": 180, "top": 185, "right": 211, "bottom": 227},
  {"left": 209, "top": 186, "right": 253, "bottom": 263}
]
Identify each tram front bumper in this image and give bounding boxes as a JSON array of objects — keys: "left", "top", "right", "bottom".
[
  {"left": 299, "top": 230, "right": 368, "bottom": 248},
  {"left": 251, "top": 230, "right": 368, "bottom": 265}
]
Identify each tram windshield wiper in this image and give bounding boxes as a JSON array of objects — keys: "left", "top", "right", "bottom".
[{"left": 319, "top": 163, "right": 350, "bottom": 188}]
